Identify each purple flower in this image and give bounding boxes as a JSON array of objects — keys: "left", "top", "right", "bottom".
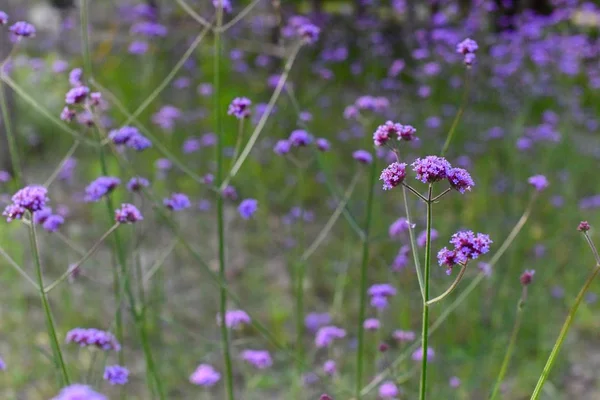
[
  {"left": 363, "top": 318, "right": 380, "bottom": 331},
  {"left": 388, "top": 218, "right": 413, "bottom": 237},
  {"left": 298, "top": 23, "right": 320, "bottom": 44},
  {"left": 238, "top": 199, "right": 258, "bottom": 219},
  {"left": 447, "top": 167, "right": 474, "bottom": 194},
  {"left": 437, "top": 248, "right": 468, "bottom": 274},
  {"left": 152, "top": 105, "right": 181, "bottom": 131},
  {"left": 380, "top": 162, "right": 407, "bottom": 190},
  {"left": 60, "top": 107, "right": 76, "bottom": 122},
  {"left": 520, "top": 269, "right": 535, "bottom": 286},
  {"left": 316, "top": 138, "right": 330, "bottom": 151},
  {"left": 305, "top": 312, "right": 331, "bottom": 332},
  {"left": 379, "top": 381, "right": 399, "bottom": 399},
  {"left": 241, "top": 349, "right": 273, "bottom": 369},
  {"left": 274, "top": 139, "right": 291, "bottom": 155},
  {"left": 182, "top": 137, "right": 201, "bottom": 154},
  {"left": 417, "top": 228, "right": 438, "bottom": 247},
  {"left": 412, "top": 156, "right": 451, "bottom": 183},
  {"left": 109, "top": 126, "right": 138, "bottom": 145},
  {"left": 104, "top": 365, "right": 129, "bottom": 385},
  {"left": 218, "top": 309, "right": 251, "bottom": 329},
  {"left": 51, "top": 384, "right": 107, "bottom": 400},
  {"left": 115, "top": 203, "right": 143, "bottom": 223},
  {"left": 368, "top": 283, "right": 397, "bottom": 298},
  {"left": 222, "top": 185, "right": 238, "bottom": 201},
  {"left": 164, "top": 193, "right": 191, "bottom": 211},
  {"left": 10, "top": 185, "right": 48, "bottom": 212},
  {"left": 227, "top": 97, "right": 252, "bottom": 119},
  {"left": 0, "top": 170, "right": 10, "bottom": 183},
  {"left": 66, "top": 328, "right": 121, "bottom": 351},
  {"left": 65, "top": 86, "right": 90, "bottom": 105},
  {"left": 439, "top": 230, "right": 492, "bottom": 273},
  {"left": 127, "top": 177, "right": 149, "bottom": 192},
  {"left": 353, "top": 150, "right": 373, "bottom": 164},
  {"left": 2, "top": 204, "right": 25, "bottom": 222},
  {"left": 528, "top": 175, "right": 549, "bottom": 191},
  {"left": 127, "top": 133, "right": 152, "bottom": 151},
  {"left": 84, "top": 177, "right": 120, "bottom": 202},
  {"left": 42, "top": 215, "right": 64, "bottom": 232},
  {"left": 456, "top": 38, "right": 478, "bottom": 55},
  {"left": 128, "top": 41, "right": 149, "bottom": 55},
  {"left": 289, "top": 130, "right": 313, "bottom": 147},
  {"left": 393, "top": 330, "right": 416, "bottom": 342},
  {"left": 412, "top": 346, "right": 435, "bottom": 362},
  {"left": 315, "top": 326, "right": 346, "bottom": 348},
  {"left": 213, "top": 0, "right": 232, "bottom": 13},
  {"left": 69, "top": 68, "right": 83, "bottom": 87},
  {"left": 0, "top": 356, "right": 5, "bottom": 370},
  {"left": 323, "top": 359, "right": 336, "bottom": 376},
  {"left": 190, "top": 364, "right": 221, "bottom": 386},
  {"left": 130, "top": 21, "right": 167, "bottom": 37},
  {"left": 9, "top": 21, "right": 35, "bottom": 38},
  {"left": 374, "top": 121, "right": 401, "bottom": 147},
  {"left": 155, "top": 158, "right": 172, "bottom": 171},
  {"left": 449, "top": 376, "right": 461, "bottom": 388},
  {"left": 0, "top": 11, "right": 8, "bottom": 25}
]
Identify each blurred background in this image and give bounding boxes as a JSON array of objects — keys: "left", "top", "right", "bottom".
[{"left": 1, "top": 0, "right": 600, "bottom": 399}]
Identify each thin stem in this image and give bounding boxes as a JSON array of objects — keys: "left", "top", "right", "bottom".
[
  {"left": 0, "top": 244, "right": 38, "bottom": 288},
  {"left": 530, "top": 263, "right": 600, "bottom": 399},
  {"left": 44, "top": 141, "right": 80, "bottom": 188},
  {"left": 441, "top": 68, "right": 471, "bottom": 156},
  {"left": 0, "top": 80, "right": 22, "bottom": 185},
  {"left": 294, "top": 163, "right": 307, "bottom": 385},
  {"left": 80, "top": 0, "right": 93, "bottom": 77},
  {"left": 431, "top": 187, "right": 452, "bottom": 203},
  {"left": 402, "top": 183, "right": 428, "bottom": 203},
  {"left": 231, "top": 118, "right": 245, "bottom": 164},
  {"left": 220, "top": 0, "right": 262, "bottom": 32},
  {"left": 583, "top": 232, "right": 600, "bottom": 264},
  {"left": 426, "top": 262, "right": 467, "bottom": 306},
  {"left": 28, "top": 218, "right": 70, "bottom": 385},
  {"left": 402, "top": 185, "right": 424, "bottom": 300},
  {"left": 175, "top": 0, "right": 212, "bottom": 28},
  {"left": 44, "top": 224, "right": 119, "bottom": 293},
  {"left": 490, "top": 287, "right": 527, "bottom": 400},
  {"left": 355, "top": 158, "right": 378, "bottom": 398},
  {"left": 214, "top": 6, "right": 235, "bottom": 400},
  {"left": 419, "top": 185, "right": 433, "bottom": 400}
]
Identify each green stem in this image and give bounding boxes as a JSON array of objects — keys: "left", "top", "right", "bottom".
[
  {"left": 530, "top": 264, "right": 600, "bottom": 399},
  {"left": 402, "top": 186, "right": 424, "bottom": 300},
  {"left": 80, "top": 0, "right": 93, "bottom": 77},
  {"left": 490, "top": 288, "right": 527, "bottom": 400},
  {"left": 426, "top": 263, "right": 468, "bottom": 306},
  {"left": 355, "top": 157, "right": 378, "bottom": 398},
  {"left": 214, "top": 7, "right": 235, "bottom": 400},
  {"left": 0, "top": 80, "right": 22, "bottom": 185},
  {"left": 28, "top": 218, "right": 70, "bottom": 385},
  {"left": 441, "top": 68, "right": 470, "bottom": 156},
  {"left": 295, "top": 164, "right": 306, "bottom": 384},
  {"left": 231, "top": 118, "right": 245, "bottom": 164},
  {"left": 419, "top": 185, "right": 433, "bottom": 400}
]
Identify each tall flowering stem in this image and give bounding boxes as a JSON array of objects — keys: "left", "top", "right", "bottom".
[
  {"left": 28, "top": 217, "right": 70, "bottom": 385},
  {"left": 214, "top": 5, "right": 235, "bottom": 400},
  {"left": 530, "top": 231, "right": 600, "bottom": 400},
  {"left": 294, "top": 163, "right": 306, "bottom": 385},
  {"left": 441, "top": 68, "right": 471, "bottom": 157},
  {"left": 490, "top": 286, "right": 528, "bottom": 400},
  {"left": 355, "top": 156, "right": 378, "bottom": 397},
  {"left": 0, "top": 81, "right": 22, "bottom": 185},
  {"left": 418, "top": 185, "right": 434, "bottom": 400}
]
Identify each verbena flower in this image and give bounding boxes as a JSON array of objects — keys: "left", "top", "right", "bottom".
[
  {"left": 126, "top": 177, "right": 149, "bottom": 192},
  {"left": 323, "top": 359, "right": 336, "bottom": 376},
  {"left": 412, "top": 156, "right": 451, "bottom": 183},
  {"left": 11, "top": 185, "right": 48, "bottom": 212},
  {"left": 9, "top": 21, "right": 35, "bottom": 38},
  {"left": 115, "top": 203, "right": 143, "bottom": 223},
  {"left": 449, "top": 376, "right": 461, "bottom": 388},
  {"left": 368, "top": 283, "right": 397, "bottom": 298},
  {"left": 447, "top": 167, "right": 474, "bottom": 193},
  {"left": 43, "top": 214, "right": 64, "bottom": 232},
  {"left": 238, "top": 198, "right": 258, "bottom": 219},
  {"left": 578, "top": 221, "right": 590, "bottom": 232},
  {"left": 190, "top": 364, "right": 221, "bottom": 386},
  {"left": 51, "top": 384, "right": 107, "bottom": 400},
  {"left": 379, "top": 381, "right": 399, "bottom": 399},
  {"left": 298, "top": 23, "right": 320, "bottom": 44},
  {"left": 353, "top": 150, "right": 372, "bottom": 164},
  {"left": 69, "top": 68, "right": 83, "bottom": 87},
  {"left": 305, "top": 312, "right": 331, "bottom": 332},
  {"left": 213, "top": 0, "right": 232, "bottom": 13},
  {"left": 103, "top": 365, "right": 129, "bottom": 385},
  {"left": 393, "top": 329, "right": 416, "bottom": 342},
  {"left": 316, "top": 138, "right": 330, "bottom": 151},
  {"left": 0, "top": 11, "right": 8, "bottom": 25},
  {"left": 380, "top": 162, "right": 407, "bottom": 190},
  {"left": 128, "top": 40, "right": 149, "bottom": 55},
  {"left": 412, "top": 346, "right": 435, "bottom": 362},
  {"left": 164, "top": 193, "right": 191, "bottom": 211},
  {"left": 65, "top": 86, "right": 90, "bottom": 105},
  {"left": 130, "top": 21, "right": 167, "bottom": 37},
  {"left": 2, "top": 204, "right": 25, "bottom": 222},
  {"left": 289, "top": 130, "right": 313, "bottom": 147},
  {"left": 0, "top": 356, "right": 6, "bottom": 370},
  {"left": 363, "top": 318, "right": 380, "bottom": 331},
  {"left": 60, "top": 107, "right": 76, "bottom": 122},
  {"left": 241, "top": 349, "right": 273, "bottom": 369},
  {"left": 109, "top": 126, "right": 137, "bottom": 145},
  {"left": 222, "top": 185, "right": 238, "bottom": 201},
  {"left": 456, "top": 38, "right": 478, "bottom": 66},
  {"left": 520, "top": 269, "right": 535, "bottom": 286},
  {"left": 528, "top": 174, "right": 549, "bottom": 191},
  {"left": 127, "top": 133, "right": 152, "bottom": 151},
  {"left": 217, "top": 309, "right": 251, "bottom": 329},
  {"left": 388, "top": 217, "right": 413, "bottom": 237},
  {"left": 274, "top": 139, "right": 291, "bottom": 155},
  {"left": 438, "top": 230, "right": 492, "bottom": 274},
  {"left": 84, "top": 177, "right": 120, "bottom": 202},
  {"left": 417, "top": 228, "right": 438, "bottom": 247},
  {"left": 227, "top": 97, "right": 252, "bottom": 119},
  {"left": 315, "top": 326, "right": 346, "bottom": 348},
  {"left": 66, "top": 328, "right": 121, "bottom": 351}
]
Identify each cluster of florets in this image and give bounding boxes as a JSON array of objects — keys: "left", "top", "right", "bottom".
[
  {"left": 2, "top": 185, "right": 49, "bottom": 222},
  {"left": 65, "top": 328, "right": 121, "bottom": 351},
  {"left": 437, "top": 230, "right": 492, "bottom": 274},
  {"left": 456, "top": 38, "right": 478, "bottom": 66},
  {"left": 380, "top": 162, "right": 407, "bottom": 190},
  {"left": 368, "top": 283, "right": 397, "bottom": 309},
  {"left": 190, "top": 364, "right": 221, "bottom": 386},
  {"left": 103, "top": 365, "right": 129, "bottom": 385},
  {"left": 227, "top": 97, "right": 252, "bottom": 119},
  {"left": 373, "top": 121, "right": 417, "bottom": 147},
  {"left": 283, "top": 15, "right": 320, "bottom": 44},
  {"left": 51, "top": 384, "right": 107, "bottom": 400},
  {"left": 315, "top": 325, "right": 346, "bottom": 348},
  {"left": 163, "top": 193, "right": 191, "bottom": 211},
  {"left": 108, "top": 126, "right": 152, "bottom": 151},
  {"left": 213, "top": 0, "right": 232, "bottom": 13},
  {"left": 85, "top": 177, "right": 121, "bottom": 202},
  {"left": 241, "top": 349, "right": 273, "bottom": 369},
  {"left": 273, "top": 130, "right": 330, "bottom": 155},
  {"left": 344, "top": 95, "right": 390, "bottom": 119},
  {"left": 115, "top": 203, "right": 143, "bottom": 224},
  {"left": 33, "top": 207, "right": 65, "bottom": 232},
  {"left": 61, "top": 68, "right": 104, "bottom": 125},
  {"left": 217, "top": 309, "right": 251, "bottom": 329}
]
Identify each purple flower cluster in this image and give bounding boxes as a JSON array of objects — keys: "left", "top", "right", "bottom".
[
  {"left": 289, "top": 130, "right": 313, "bottom": 147},
  {"left": 344, "top": 95, "right": 390, "bottom": 119},
  {"left": 380, "top": 162, "right": 407, "bottom": 190},
  {"left": 388, "top": 217, "right": 413, "bottom": 237},
  {"left": 438, "top": 230, "right": 492, "bottom": 274},
  {"left": 315, "top": 325, "right": 346, "bottom": 348},
  {"left": 305, "top": 312, "right": 331, "bottom": 332},
  {"left": 3, "top": 185, "right": 49, "bottom": 222},
  {"left": 190, "top": 364, "right": 221, "bottom": 386},
  {"left": 65, "top": 328, "right": 121, "bottom": 351},
  {"left": 353, "top": 150, "right": 373, "bottom": 164},
  {"left": 238, "top": 198, "right": 258, "bottom": 219},
  {"left": 241, "top": 349, "right": 273, "bottom": 369},
  {"left": 213, "top": 0, "right": 232, "bottom": 13},
  {"left": 456, "top": 38, "right": 478, "bottom": 66},
  {"left": 108, "top": 126, "right": 152, "bottom": 151},
  {"left": 373, "top": 121, "right": 417, "bottom": 146},
  {"left": 379, "top": 381, "right": 399, "bottom": 399},
  {"left": 115, "top": 203, "right": 143, "bottom": 223},
  {"left": 103, "top": 365, "right": 129, "bottom": 385},
  {"left": 127, "top": 177, "right": 149, "bottom": 192},
  {"left": 51, "top": 384, "right": 107, "bottom": 400},
  {"left": 84, "top": 177, "right": 120, "bottom": 202},
  {"left": 412, "top": 156, "right": 452, "bottom": 183},
  {"left": 528, "top": 174, "right": 549, "bottom": 191},
  {"left": 164, "top": 193, "right": 191, "bottom": 211},
  {"left": 218, "top": 309, "right": 251, "bottom": 329},
  {"left": 227, "top": 97, "right": 252, "bottom": 119},
  {"left": 152, "top": 105, "right": 181, "bottom": 132},
  {"left": 0, "top": 11, "right": 8, "bottom": 25},
  {"left": 9, "top": 21, "right": 35, "bottom": 39},
  {"left": 33, "top": 207, "right": 65, "bottom": 232},
  {"left": 368, "top": 283, "right": 397, "bottom": 309}
]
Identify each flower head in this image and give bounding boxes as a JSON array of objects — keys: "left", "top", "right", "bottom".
[
  {"left": 0, "top": 11, "right": 8, "bottom": 25},
  {"left": 9, "top": 21, "right": 35, "bottom": 38},
  {"left": 274, "top": 139, "right": 291, "bottom": 155},
  {"left": 315, "top": 326, "right": 346, "bottom": 348},
  {"left": 84, "top": 177, "right": 120, "bottom": 202},
  {"left": 412, "top": 156, "right": 451, "bottom": 183},
  {"left": 104, "top": 365, "right": 129, "bottom": 385},
  {"left": 393, "top": 330, "right": 416, "bottom": 342},
  {"left": 190, "top": 364, "right": 221, "bottom": 386},
  {"left": 10, "top": 185, "right": 48, "bottom": 212},
  {"left": 69, "top": 68, "right": 83, "bottom": 87},
  {"left": 363, "top": 318, "right": 380, "bottom": 331},
  {"left": 323, "top": 359, "right": 336, "bottom": 375},
  {"left": 373, "top": 121, "right": 415, "bottom": 146},
  {"left": 412, "top": 346, "right": 435, "bottom": 362},
  {"left": 218, "top": 309, "right": 251, "bottom": 329},
  {"left": 238, "top": 198, "right": 258, "bottom": 219},
  {"left": 380, "top": 162, "right": 407, "bottom": 190},
  {"left": 520, "top": 269, "right": 535, "bottom": 286},
  {"left": 241, "top": 349, "right": 273, "bottom": 369},
  {"left": 368, "top": 283, "right": 397, "bottom": 298},
  {"left": 66, "top": 328, "right": 121, "bottom": 351},
  {"left": 447, "top": 167, "right": 474, "bottom": 194},
  {"left": 65, "top": 86, "right": 90, "bottom": 105},
  {"left": 213, "top": 0, "right": 232, "bottom": 13},
  {"left": 353, "top": 150, "right": 373, "bottom": 164},
  {"left": 51, "top": 384, "right": 107, "bottom": 400},
  {"left": 316, "top": 138, "right": 330, "bottom": 151},
  {"left": 115, "top": 204, "right": 143, "bottom": 223},
  {"left": 578, "top": 221, "right": 591, "bottom": 232},
  {"left": 456, "top": 38, "right": 478, "bottom": 55},
  {"left": 388, "top": 217, "right": 413, "bottom": 237},
  {"left": 164, "top": 193, "right": 191, "bottom": 211},
  {"left": 289, "top": 130, "right": 313, "bottom": 147},
  {"left": 42, "top": 214, "right": 64, "bottom": 232},
  {"left": 227, "top": 97, "right": 252, "bottom": 119},
  {"left": 379, "top": 381, "right": 399, "bottom": 399},
  {"left": 438, "top": 230, "right": 492, "bottom": 273},
  {"left": 528, "top": 175, "right": 549, "bottom": 191},
  {"left": 305, "top": 312, "right": 331, "bottom": 332},
  {"left": 298, "top": 23, "right": 320, "bottom": 44},
  {"left": 127, "top": 177, "right": 149, "bottom": 192}
]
